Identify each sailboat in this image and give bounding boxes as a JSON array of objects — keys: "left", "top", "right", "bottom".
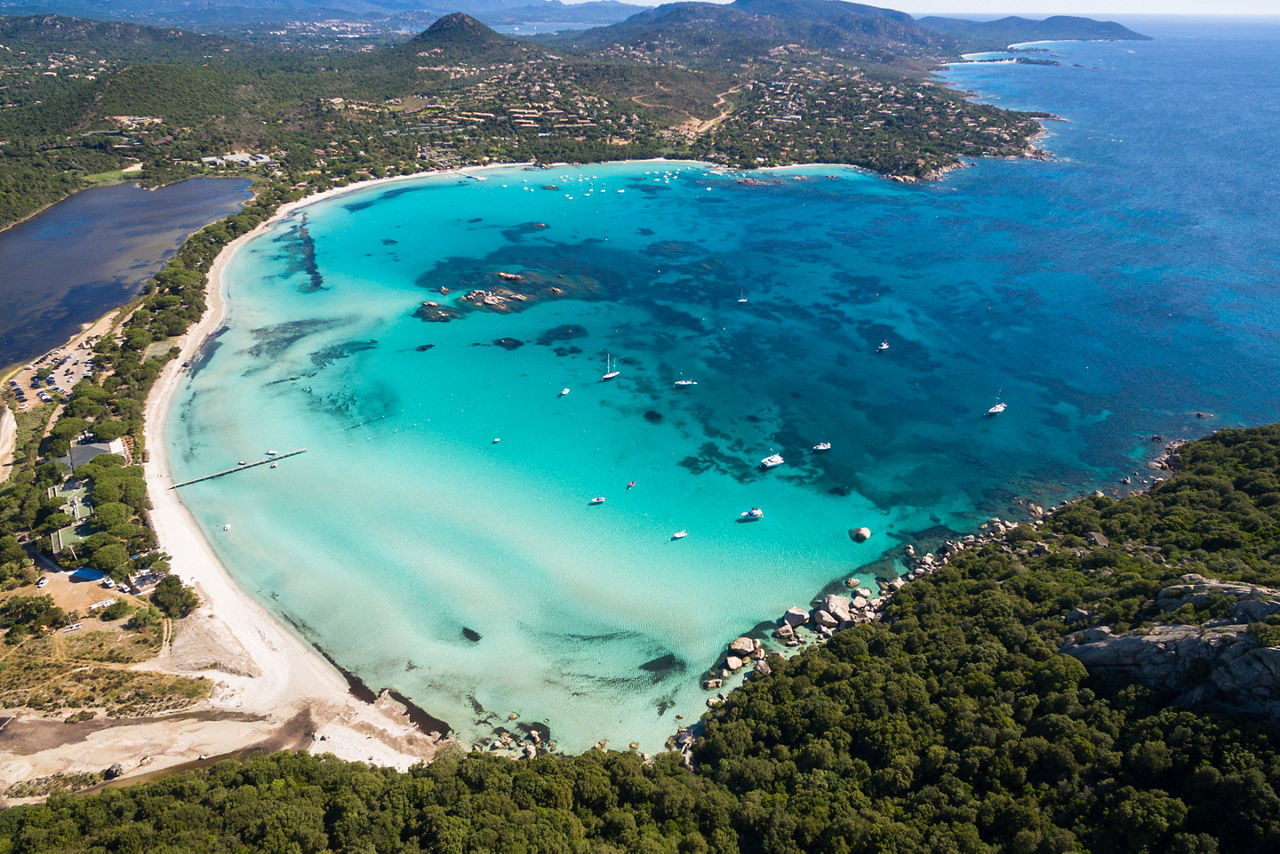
[
  {"left": 673, "top": 371, "right": 697, "bottom": 388},
  {"left": 987, "top": 386, "right": 1007, "bottom": 416},
  {"left": 601, "top": 353, "right": 620, "bottom": 382},
  {"left": 759, "top": 453, "right": 785, "bottom": 469},
  {"left": 737, "top": 289, "right": 749, "bottom": 304}
]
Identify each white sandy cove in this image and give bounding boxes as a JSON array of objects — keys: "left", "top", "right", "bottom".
[
  {"left": 0, "top": 171, "right": 512, "bottom": 796},
  {"left": 141, "top": 175, "right": 461, "bottom": 765}
]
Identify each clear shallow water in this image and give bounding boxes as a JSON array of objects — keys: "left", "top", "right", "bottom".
[
  {"left": 0, "top": 178, "right": 252, "bottom": 367},
  {"left": 169, "top": 19, "right": 1280, "bottom": 751}
]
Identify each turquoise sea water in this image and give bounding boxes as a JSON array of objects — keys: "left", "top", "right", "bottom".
[{"left": 168, "top": 19, "right": 1280, "bottom": 751}]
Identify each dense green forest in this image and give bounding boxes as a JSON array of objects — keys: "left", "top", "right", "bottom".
[{"left": 5, "top": 425, "right": 1280, "bottom": 851}]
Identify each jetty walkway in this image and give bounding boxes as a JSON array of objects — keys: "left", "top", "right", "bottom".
[{"left": 170, "top": 449, "right": 306, "bottom": 489}]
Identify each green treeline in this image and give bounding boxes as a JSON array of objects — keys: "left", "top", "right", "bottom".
[{"left": 6, "top": 425, "right": 1280, "bottom": 851}]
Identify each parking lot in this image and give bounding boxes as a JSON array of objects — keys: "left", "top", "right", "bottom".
[{"left": 6, "top": 337, "right": 100, "bottom": 410}]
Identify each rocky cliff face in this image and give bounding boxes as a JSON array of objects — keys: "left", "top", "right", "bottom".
[{"left": 1062, "top": 574, "right": 1280, "bottom": 716}]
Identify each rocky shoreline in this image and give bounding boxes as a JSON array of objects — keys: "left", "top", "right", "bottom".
[{"left": 667, "top": 437, "right": 1195, "bottom": 764}]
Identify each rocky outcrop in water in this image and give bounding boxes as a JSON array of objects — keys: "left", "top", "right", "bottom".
[{"left": 414, "top": 301, "right": 460, "bottom": 323}]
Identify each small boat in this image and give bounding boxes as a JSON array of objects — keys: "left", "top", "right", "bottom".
[
  {"left": 812, "top": 442, "right": 832, "bottom": 452},
  {"left": 673, "top": 372, "right": 697, "bottom": 388},
  {"left": 737, "top": 289, "right": 748, "bottom": 304},
  {"left": 601, "top": 354, "right": 620, "bottom": 382},
  {"left": 270, "top": 462, "right": 278, "bottom": 469},
  {"left": 987, "top": 386, "right": 1006, "bottom": 416},
  {"left": 759, "top": 453, "right": 785, "bottom": 469},
  {"left": 222, "top": 524, "right": 231, "bottom": 532},
  {"left": 237, "top": 460, "right": 248, "bottom": 466},
  {"left": 627, "top": 481, "right": 636, "bottom": 490},
  {"left": 877, "top": 341, "right": 889, "bottom": 352},
  {"left": 492, "top": 437, "right": 502, "bottom": 444},
  {"left": 671, "top": 530, "right": 688, "bottom": 539},
  {"left": 266, "top": 449, "right": 278, "bottom": 456},
  {"left": 559, "top": 387, "right": 570, "bottom": 397},
  {"left": 740, "top": 507, "right": 764, "bottom": 520},
  {"left": 589, "top": 497, "right": 607, "bottom": 505}
]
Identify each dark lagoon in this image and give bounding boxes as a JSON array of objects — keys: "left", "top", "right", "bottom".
[{"left": 0, "top": 177, "right": 252, "bottom": 368}]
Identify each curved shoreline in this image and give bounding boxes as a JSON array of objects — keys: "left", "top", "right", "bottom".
[
  {"left": 136, "top": 175, "right": 458, "bottom": 775},
  {"left": 129, "top": 162, "right": 571, "bottom": 768},
  {"left": 8, "top": 149, "right": 1065, "bottom": 779},
  {"left": 141, "top": 158, "right": 1011, "bottom": 760}
]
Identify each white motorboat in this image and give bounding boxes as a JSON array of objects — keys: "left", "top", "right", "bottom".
[
  {"left": 812, "top": 442, "right": 832, "bottom": 452},
  {"left": 740, "top": 507, "right": 764, "bottom": 520},
  {"left": 671, "top": 530, "right": 688, "bottom": 539},
  {"left": 589, "top": 496, "right": 607, "bottom": 505},
  {"left": 877, "top": 341, "right": 889, "bottom": 352},
  {"left": 759, "top": 453, "right": 784, "bottom": 469},
  {"left": 559, "top": 387, "right": 570, "bottom": 397}
]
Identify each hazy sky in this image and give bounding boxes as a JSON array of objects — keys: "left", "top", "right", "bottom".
[
  {"left": 902, "top": 1, "right": 1278, "bottom": 14},
  {"left": 607, "top": 0, "right": 1280, "bottom": 14}
]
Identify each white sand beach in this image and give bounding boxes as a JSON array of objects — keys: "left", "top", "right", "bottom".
[
  {"left": 0, "top": 172, "right": 475, "bottom": 796},
  {"left": 0, "top": 406, "right": 15, "bottom": 485},
  {"left": 138, "top": 177, "right": 456, "bottom": 763}
]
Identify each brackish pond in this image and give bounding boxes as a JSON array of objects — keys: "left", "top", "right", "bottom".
[{"left": 0, "top": 177, "right": 253, "bottom": 368}]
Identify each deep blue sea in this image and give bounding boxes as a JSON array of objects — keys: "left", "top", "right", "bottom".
[
  {"left": 168, "top": 18, "right": 1280, "bottom": 752},
  {"left": 0, "top": 178, "right": 252, "bottom": 368}
]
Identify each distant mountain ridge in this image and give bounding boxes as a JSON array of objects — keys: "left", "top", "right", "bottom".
[
  {"left": 0, "top": 0, "right": 650, "bottom": 31},
  {"left": 0, "top": 0, "right": 1149, "bottom": 52},
  {"left": 551, "top": 0, "right": 1146, "bottom": 64},
  {"left": 552, "top": 0, "right": 951, "bottom": 61},
  {"left": 919, "top": 14, "right": 1151, "bottom": 48},
  {"left": 0, "top": 13, "right": 247, "bottom": 57}
]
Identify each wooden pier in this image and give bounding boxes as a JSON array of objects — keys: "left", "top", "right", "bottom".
[{"left": 170, "top": 449, "right": 307, "bottom": 489}]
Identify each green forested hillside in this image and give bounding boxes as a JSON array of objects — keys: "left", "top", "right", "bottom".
[
  {"left": 5, "top": 426, "right": 1280, "bottom": 851},
  {"left": 0, "top": 14, "right": 247, "bottom": 61},
  {"left": 0, "top": 6, "right": 1058, "bottom": 231}
]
